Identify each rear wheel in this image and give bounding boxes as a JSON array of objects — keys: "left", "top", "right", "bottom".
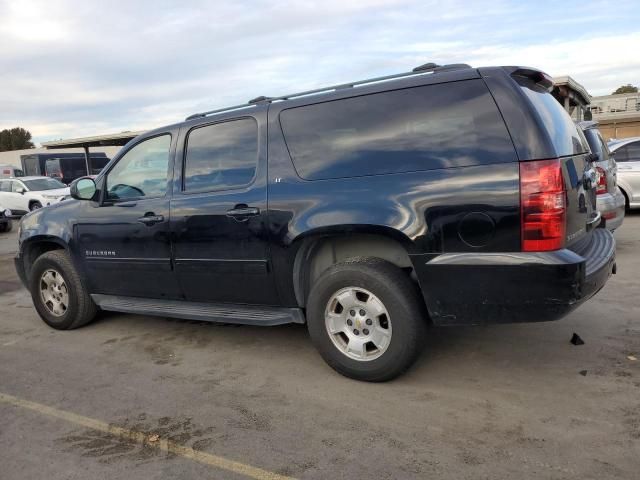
[
  {"left": 29, "top": 250, "right": 97, "bottom": 330},
  {"left": 306, "top": 257, "right": 426, "bottom": 382}
]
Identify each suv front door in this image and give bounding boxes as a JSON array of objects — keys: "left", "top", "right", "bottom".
[
  {"left": 75, "top": 132, "right": 181, "bottom": 299},
  {"left": 170, "top": 112, "right": 279, "bottom": 305}
]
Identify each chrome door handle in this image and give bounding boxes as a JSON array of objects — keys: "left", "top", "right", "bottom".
[
  {"left": 226, "top": 206, "right": 260, "bottom": 221},
  {"left": 137, "top": 214, "right": 164, "bottom": 226}
]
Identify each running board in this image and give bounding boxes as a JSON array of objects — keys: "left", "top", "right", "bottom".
[{"left": 91, "top": 295, "right": 305, "bottom": 326}]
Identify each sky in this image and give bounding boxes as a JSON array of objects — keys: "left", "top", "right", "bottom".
[{"left": 0, "top": 0, "right": 639, "bottom": 145}]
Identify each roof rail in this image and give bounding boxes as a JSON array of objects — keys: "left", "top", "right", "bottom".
[{"left": 185, "top": 62, "right": 471, "bottom": 121}]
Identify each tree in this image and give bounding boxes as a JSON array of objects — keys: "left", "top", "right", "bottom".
[
  {"left": 0, "top": 127, "right": 35, "bottom": 151},
  {"left": 612, "top": 84, "right": 638, "bottom": 95}
]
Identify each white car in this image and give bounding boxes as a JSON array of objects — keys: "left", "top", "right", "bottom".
[
  {"left": 0, "top": 176, "right": 70, "bottom": 215},
  {"left": 608, "top": 137, "right": 640, "bottom": 210}
]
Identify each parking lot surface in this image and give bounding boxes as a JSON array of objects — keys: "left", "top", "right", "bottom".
[{"left": 1, "top": 214, "right": 639, "bottom": 479}]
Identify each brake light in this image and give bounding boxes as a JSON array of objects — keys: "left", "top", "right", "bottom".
[
  {"left": 595, "top": 166, "right": 607, "bottom": 195},
  {"left": 520, "top": 159, "right": 566, "bottom": 252}
]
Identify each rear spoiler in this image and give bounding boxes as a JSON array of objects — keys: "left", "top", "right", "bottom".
[{"left": 507, "top": 67, "right": 554, "bottom": 91}]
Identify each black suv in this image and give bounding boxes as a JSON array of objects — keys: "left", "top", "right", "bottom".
[{"left": 15, "top": 64, "right": 616, "bottom": 381}]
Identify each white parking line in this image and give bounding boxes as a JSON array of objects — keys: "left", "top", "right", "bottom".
[{"left": 0, "top": 391, "right": 296, "bottom": 480}]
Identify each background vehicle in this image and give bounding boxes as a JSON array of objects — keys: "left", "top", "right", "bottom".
[
  {"left": 0, "top": 206, "right": 11, "bottom": 232},
  {"left": 0, "top": 176, "right": 69, "bottom": 214},
  {"left": 21, "top": 152, "right": 109, "bottom": 184},
  {"left": 579, "top": 121, "right": 625, "bottom": 230},
  {"left": 15, "top": 64, "right": 615, "bottom": 382},
  {"left": 0, "top": 164, "right": 25, "bottom": 178},
  {"left": 608, "top": 137, "right": 640, "bottom": 210}
]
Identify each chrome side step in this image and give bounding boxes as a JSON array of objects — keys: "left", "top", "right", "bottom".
[{"left": 91, "top": 294, "right": 305, "bottom": 326}]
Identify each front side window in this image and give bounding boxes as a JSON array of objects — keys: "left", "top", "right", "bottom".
[
  {"left": 12, "top": 181, "right": 25, "bottom": 192},
  {"left": 183, "top": 118, "right": 258, "bottom": 192},
  {"left": 106, "top": 135, "right": 171, "bottom": 200}
]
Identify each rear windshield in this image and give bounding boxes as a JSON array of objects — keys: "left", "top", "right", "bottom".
[
  {"left": 583, "top": 128, "right": 611, "bottom": 162},
  {"left": 516, "top": 78, "right": 589, "bottom": 157}
]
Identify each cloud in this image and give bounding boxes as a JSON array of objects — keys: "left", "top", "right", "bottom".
[{"left": 0, "top": 0, "right": 638, "bottom": 144}]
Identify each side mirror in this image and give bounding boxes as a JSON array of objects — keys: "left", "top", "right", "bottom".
[
  {"left": 15, "top": 187, "right": 25, "bottom": 195},
  {"left": 70, "top": 177, "right": 97, "bottom": 201}
]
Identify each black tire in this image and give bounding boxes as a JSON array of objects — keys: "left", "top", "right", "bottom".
[
  {"left": 30, "top": 201, "right": 42, "bottom": 211},
  {"left": 0, "top": 221, "right": 10, "bottom": 232},
  {"left": 620, "top": 188, "right": 630, "bottom": 212},
  {"left": 306, "top": 257, "right": 426, "bottom": 382},
  {"left": 29, "top": 250, "right": 97, "bottom": 330}
]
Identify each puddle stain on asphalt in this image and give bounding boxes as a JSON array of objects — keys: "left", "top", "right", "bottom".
[{"left": 59, "top": 414, "right": 217, "bottom": 464}]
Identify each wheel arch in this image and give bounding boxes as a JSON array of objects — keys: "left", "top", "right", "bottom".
[
  {"left": 617, "top": 184, "right": 630, "bottom": 208},
  {"left": 28, "top": 198, "right": 43, "bottom": 209},
  {"left": 290, "top": 227, "right": 418, "bottom": 307},
  {"left": 21, "top": 235, "right": 69, "bottom": 282}
]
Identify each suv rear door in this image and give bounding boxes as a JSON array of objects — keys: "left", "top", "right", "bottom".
[{"left": 170, "top": 109, "right": 279, "bottom": 305}]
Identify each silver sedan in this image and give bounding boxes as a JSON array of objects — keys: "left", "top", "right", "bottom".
[{"left": 608, "top": 136, "right": 640, "bottom": 210}]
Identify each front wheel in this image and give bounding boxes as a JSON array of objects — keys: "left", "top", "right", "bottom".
[
  {"left": 29, "top": 250, "right": 97, "bottom": 330},
  {"left": 306, "top": 257, "right": 426, "bottom": 382},
  {"left": 30, "top": 201, "right": 42, "bottom": 211}
]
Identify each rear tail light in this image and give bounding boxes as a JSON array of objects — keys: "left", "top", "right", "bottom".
[
  {"left": 595, "top": 166, "right": 607, "bottom": 195},
  {"left": 520, "top": 159, "right": 566, "bottom": 252}
]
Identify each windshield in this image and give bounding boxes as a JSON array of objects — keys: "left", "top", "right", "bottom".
[{"left": 23, "top": 178, "right": 67, "bottom": 191}]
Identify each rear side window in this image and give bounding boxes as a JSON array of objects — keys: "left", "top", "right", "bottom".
[
  {"left": 280, "top": 79, "right": 516, "bottom": 180},
  {"left": 516, "top": 79, "right": 588, "bottom": 157},
  {"left": 0, "top": 181, "right": 10, "bottom": 192},
  {"left": 184, "top": 118, "right": 258, "bottom": 192},
  {"left": 615, "top": 141, "right": 640, "bottom": 162}
]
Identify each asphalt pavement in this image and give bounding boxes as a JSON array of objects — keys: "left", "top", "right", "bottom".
[{"left": 1, "top": 212, "right": 639, "bottom": 479}]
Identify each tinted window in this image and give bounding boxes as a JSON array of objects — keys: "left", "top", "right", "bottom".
[
  {"left": 517, "top": 79, "right": 588, "bottom": 157},
  {"left": 184, "top": 118, "right": 258, "bottom": 192},
  {"left": 23, "top": 178, "right": 66, "bottom": 190},
  {"left": 0, "top": 181, "right": 10, "bottom": 192},
  {"left": 614, "top": 146, "right": 629, "bottom": 162},
  {"left": 280, "top": 80, "right": 516, "bottom": 180},
  {"left": 91, "top": 157, "right": 109, "bottom": 174},
  {"left": 107, "top": 135, "right": 171, "bottom": 200},
  {"left": 583, "top": 128, "right": 611, "bottom": 161},
  {"left": 625, "top": 141, "right": 640, "bottom": 161}
]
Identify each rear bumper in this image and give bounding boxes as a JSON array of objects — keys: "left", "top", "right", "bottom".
[
  {"left": 597, "top": 188, "right": 626, "bottom": 231},
  {"left": 411, "top": 228, "right": 616, "bottom": 326}
]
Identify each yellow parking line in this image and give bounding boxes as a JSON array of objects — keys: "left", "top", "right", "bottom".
[{"left": 0, "top": 392, "right": 296, "bottom": 480}]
